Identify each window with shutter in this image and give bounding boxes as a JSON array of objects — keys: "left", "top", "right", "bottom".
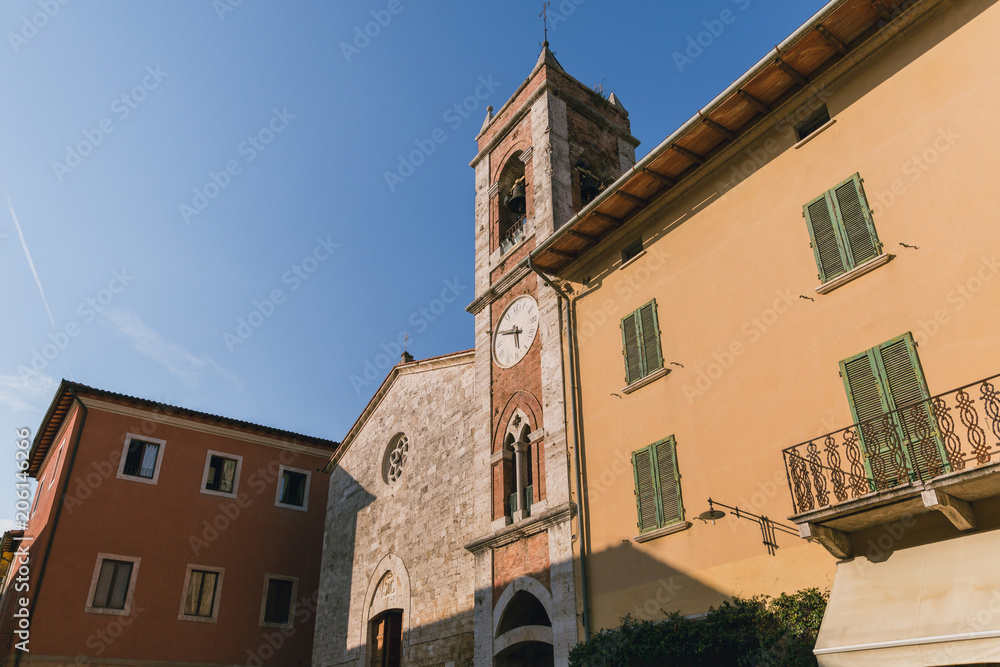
[
  {"left": 632, "top": 436, "right": 684, "bottom": 533},
  {"left": 840, "top": 333, "right": 948, "bottom": 491},
  {"left": 804, "top": 173, "right": 881, "bottom": 283},
  {"left": 620, "top": 300, "right": 663, "bottom": 385}
]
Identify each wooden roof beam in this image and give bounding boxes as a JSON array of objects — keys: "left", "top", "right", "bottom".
[
  {"left": 615, "top": 191, "right": 650, "bottom": 207},
  {"left": 566, "top": 229, "right": 599, "bottom": 244},
  {"left": 774, "top": 56, "right": 809, "bottom": 87},
  {"left": 592, "top": 211, "right": 624, "bottom": 227},
  {"left": 546, "top": 247, "right": 577, "bottom": 261},
  {"left": 671, "top": 144, "right": 706, "bottom": 165},
  {"left": 737, "top": 89, "right": 771, "bottom": 114},
  {"left": 643, "top": 168, "right": 676, "bottom": 187},
  {"left": 869, "top": 0, "right": 893, "bottom": 22},
  {"left": 816, "top": 24, "right": 849, "bottom": 55},
  {"left": 699, "top": 113, "right": 738, "bottom": 142}
]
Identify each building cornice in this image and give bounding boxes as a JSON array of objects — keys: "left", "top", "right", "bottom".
[
  {"left": 471, "top": 78, "right": 638, "bottom": 169},
  {"left": 80, "top": 398, "right": 335, "bottom": 459},
  {"left": 464, "top": 502, "right": 574, "bottom": 554}
]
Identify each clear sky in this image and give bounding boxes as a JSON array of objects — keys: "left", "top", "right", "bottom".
[{"left": 0, "top": 0, "right": 826, "bottom": 526}]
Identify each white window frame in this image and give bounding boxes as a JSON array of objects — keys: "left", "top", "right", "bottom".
[
  {"left": 48, "top": 446, "right": 63, "bottom": 489},
  {"left": 116, "top": 434, "right": 167, "bottom": 485},
  {"left": 199, "top": 450, "right": 244, "bottom": 498},
  {"left": 84, "top": 553, "right": 141, "bottom": 616},
  {"left": 259, "top": 574, "right": 298, "bottom": 629},
  {"left": 178, "top": 564, "right": 225, "bottom": 623},
  {"left": 274, "top": 465, "right": 310, "bottom": 512}
]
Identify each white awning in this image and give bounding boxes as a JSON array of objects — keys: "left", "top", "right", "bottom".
[{"left": 816, "top": 528, "right": 1000, "bottom": 666}]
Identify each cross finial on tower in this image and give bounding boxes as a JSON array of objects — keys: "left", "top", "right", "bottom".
[
  {"left": 400, "top": 333, "right": 414, "bottom": 364},
  {"left": 540, "top": 2, "right": 550, "bottom": 45}
]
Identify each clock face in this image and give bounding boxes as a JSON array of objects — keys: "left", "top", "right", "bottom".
[{"left": 493, "top": 295, "right": 539, "bottom": 368}]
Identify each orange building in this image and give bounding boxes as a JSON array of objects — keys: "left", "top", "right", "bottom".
[
  {"left": 0, "top": 381, "right": 336, "bottom": 666},
  {"left": 522, "top": 0, "right": 1000, "bottom": 663}
]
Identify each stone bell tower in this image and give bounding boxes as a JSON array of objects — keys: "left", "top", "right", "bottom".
[{"left": 464, "top": 43, "right": 638, "bottom": 666}]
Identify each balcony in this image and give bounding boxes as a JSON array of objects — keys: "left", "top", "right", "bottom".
[
  {"left": 509, "top": 485, "right": 533, "bottom": 519},
  {"left": 499, "top": 216, "right": 527, "bottom": 255},
  {"left": 782, "top": 374, "right": 1000, "bottom": 557}
]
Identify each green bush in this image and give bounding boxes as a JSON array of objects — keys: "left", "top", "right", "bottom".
[{"left": 569, "top": 588, "right": 828, "bottom": 667}]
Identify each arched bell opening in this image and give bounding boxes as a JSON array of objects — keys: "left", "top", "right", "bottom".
[{"left": 498, "top": 154, "right": 527, "bottom": 254}]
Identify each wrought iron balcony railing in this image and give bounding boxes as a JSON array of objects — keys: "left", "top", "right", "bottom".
[
  {"left": 499, "top": 216, "right": 527, "bottom": 255},
  {"left": 783, "top": 374, "right": 1000, "bottom": 515}
]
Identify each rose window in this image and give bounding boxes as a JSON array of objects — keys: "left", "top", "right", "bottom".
[{"left": 383, "top": 434, "right": 408, "bottom": 485}]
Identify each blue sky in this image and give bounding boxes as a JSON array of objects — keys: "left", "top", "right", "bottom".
[{"left": 0, "top": 0, "right": 826, "bottom": 526}]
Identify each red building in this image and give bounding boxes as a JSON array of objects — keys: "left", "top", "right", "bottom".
[{"left": 0, "top": 381, "right": 336, "bottom": 666}]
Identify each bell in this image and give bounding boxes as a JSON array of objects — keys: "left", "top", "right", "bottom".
[
  {"left": 507, "top": 180, "right": 526, "bottom": 216},
  {"left": 581, "top": 173, "right": 600, "bottom": 204}
]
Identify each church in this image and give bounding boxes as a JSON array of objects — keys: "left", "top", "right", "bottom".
[{"left": 311, "top": 40, "right": 630, "bottom": 666}]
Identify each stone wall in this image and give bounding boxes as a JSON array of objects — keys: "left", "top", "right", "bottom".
[{"left": 313, "top": 353, "right": 481, "bottom": 667}]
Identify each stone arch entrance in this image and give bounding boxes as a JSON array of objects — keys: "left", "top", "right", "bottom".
[
  {"left": 493, "top": 576, "right": 554, "bottom": 667},
  {"left": 362, "top": 554, "right": 411, "bottom": 667}
]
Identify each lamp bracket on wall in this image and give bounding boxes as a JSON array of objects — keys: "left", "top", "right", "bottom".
[{"left": 697, "top": 498, "right": 799, "bottom": 556}]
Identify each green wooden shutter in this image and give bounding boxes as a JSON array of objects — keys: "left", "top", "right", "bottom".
[
  {"left": 804, "top": 192, "right": 848, "bottom": 281},
  {"left": 653, "top": 437, "right": 683, "bottom": 525},
  {"left": 632, "top": 447, "right": 658, "bottom": 532},
  {"left": 841, "top": 349, "right": 895, "bottom": 486},
  {"left": 831, "top": 174, "right": 880, "bottom": 267},
  {"left": 874, "top": 333, "right": 946, "bottom": 479},
  {"left": 621, "top": 312, "right": 643, "bottom": 384},
  {"left": 841, "top": 333, "right": 946, "bottom": 488},
  {"left": 638, "top": 300, "right": 663, "bottom": 376}
]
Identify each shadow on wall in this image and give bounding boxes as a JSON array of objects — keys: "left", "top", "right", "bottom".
[
  {"left": 314, "top": 466, "right": 478, "bottom": 666},
  {"left": 315, "top": 467, "right": 728, "bottom": 666},
  {"left": 585, "top": 541, "right": 729, "bottom": 628}
]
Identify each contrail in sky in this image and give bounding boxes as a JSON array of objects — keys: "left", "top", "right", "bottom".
[{"left": 7, "top": 193, "right": 56, "bottom": 328}]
